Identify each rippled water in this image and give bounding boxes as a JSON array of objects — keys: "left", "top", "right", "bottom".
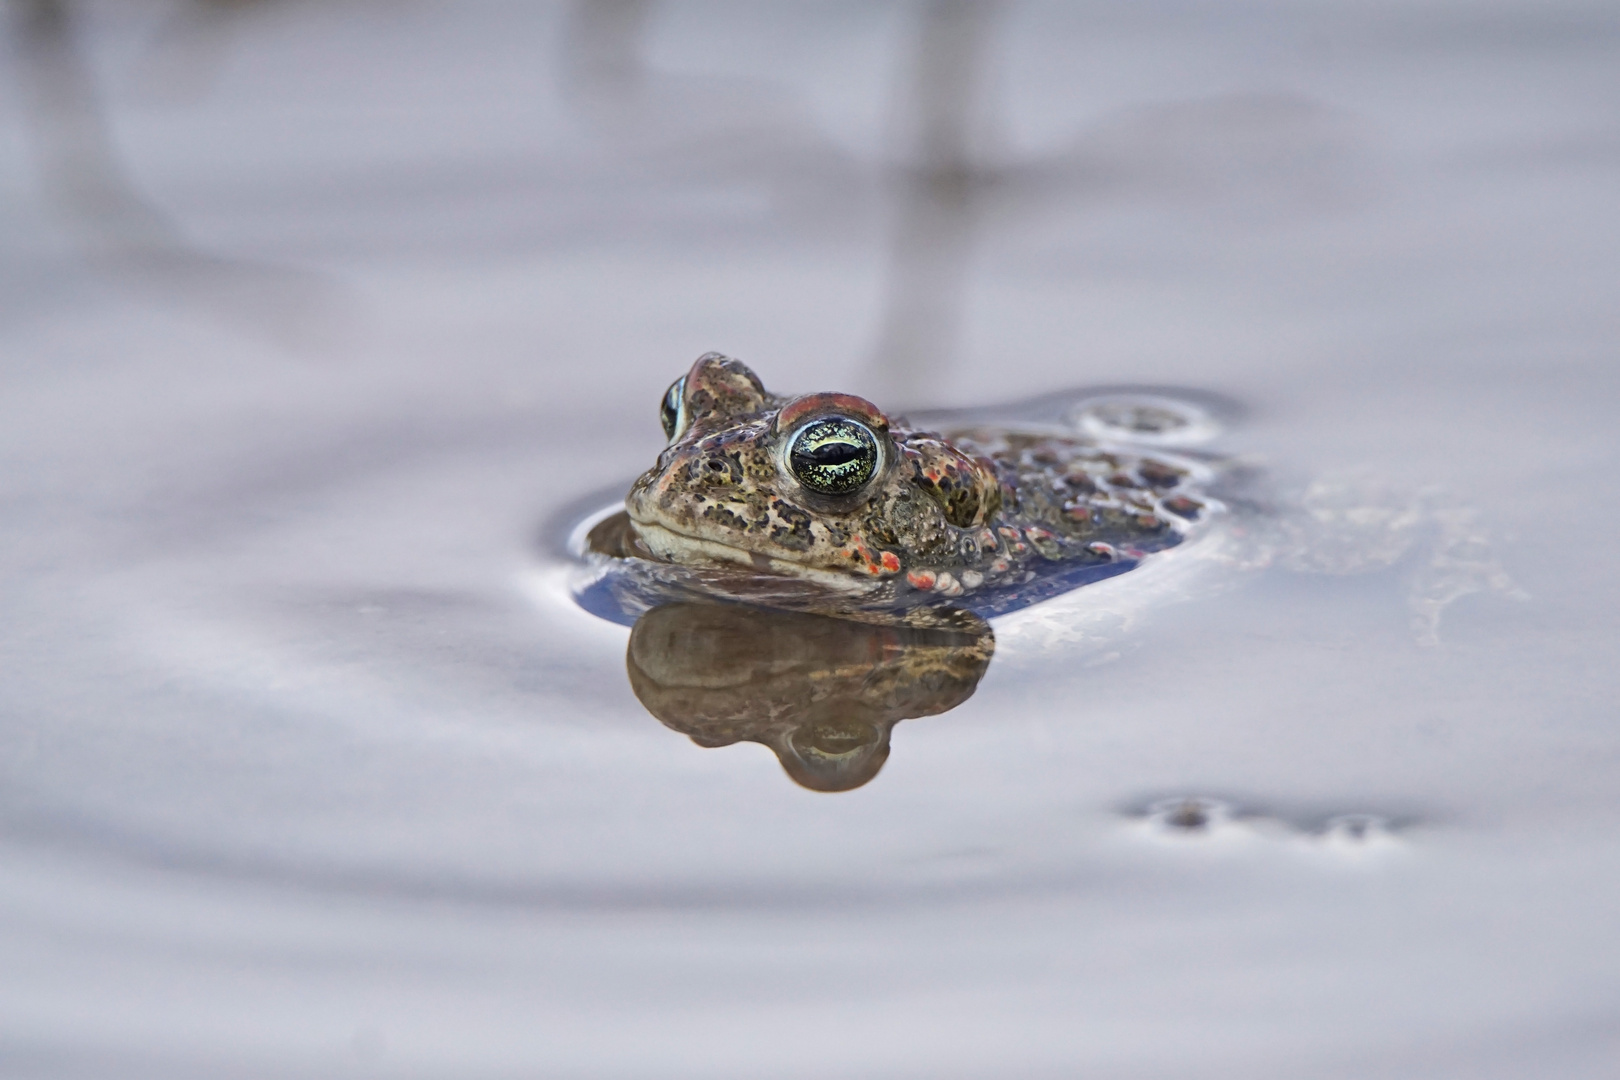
[{"left": 3, "top": 2, "right": 1619, "bottom": 1076}]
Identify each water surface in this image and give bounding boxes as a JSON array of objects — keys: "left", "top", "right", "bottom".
[{"left": 2, "top": 2, "right": 1618, "bottom": 1076}]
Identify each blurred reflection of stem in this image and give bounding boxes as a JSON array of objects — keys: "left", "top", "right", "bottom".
[
  {"left": 130, "top": 0, "right": 278, "bottom": 106},
  {"left": 9, "top": 0, "right": 336, "bottom": 348},
  {"left": 869, "top": 0, "right": 1004, "bottom": 401},
  {"left": 559, "top": 0, "right": 652, "bottom": 122},
  {"left": 12, "top": 0, "right": 173, "bottom": 246}
]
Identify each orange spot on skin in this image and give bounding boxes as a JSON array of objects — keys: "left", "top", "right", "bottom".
[
  {"left": 845, "top": 535, "right": 892, "bottom": 576},
  {"left": 997, "top": 527, "right": 1028, "bottom": 552},
  {"left": 906, "top": 569, "right": 937, "bottom": 591}
]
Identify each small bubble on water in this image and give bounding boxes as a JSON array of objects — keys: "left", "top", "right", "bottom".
[
  {"left": 1146, "top": 797, "right": 1233, "bottom": 834},
  {"left": 1092, "top": 402, "right": 1188, "bottom": 436},
  {"left": 1320, "top": 814, "right": 1391, "bottom": 843},
  {"left": 1072, "top": 397, "right": 1221, "bottom": 446}
]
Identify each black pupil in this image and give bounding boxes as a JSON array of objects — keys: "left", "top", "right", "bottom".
[
  {"left": 799, "top": 442, "right": 860, "bottom": 466},
  {"left": 789, "top": 418, "right": 877, "bottom": 495}
]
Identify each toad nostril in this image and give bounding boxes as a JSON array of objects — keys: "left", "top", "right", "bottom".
[{"left": 693, "top": 456, "right": 734, "bottom": 485}]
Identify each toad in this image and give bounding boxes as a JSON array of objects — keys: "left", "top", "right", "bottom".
[{"left": 621, "top": 353, "right": 1210, "bottom": 606}]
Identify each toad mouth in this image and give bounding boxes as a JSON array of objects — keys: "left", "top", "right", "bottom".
[{"left": 625, "top": 518, "right": 876, "bottom": 593}]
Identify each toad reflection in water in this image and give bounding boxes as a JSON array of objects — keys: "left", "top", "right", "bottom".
[{"left": 626, "top": 602, "right": 993, "bottom": 792}]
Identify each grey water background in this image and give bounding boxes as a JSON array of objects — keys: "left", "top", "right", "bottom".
[{"left": 3, "top": 1, "right": 1619, "bottom": 1075}]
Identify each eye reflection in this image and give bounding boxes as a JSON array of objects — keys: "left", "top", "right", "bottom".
[{"left": 626, "top": 602, "right": 994, "bottom": 791}]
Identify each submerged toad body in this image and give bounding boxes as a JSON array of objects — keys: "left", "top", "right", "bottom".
[{"left": 623, "top": 353, "right": 1213, "bottom": 606}]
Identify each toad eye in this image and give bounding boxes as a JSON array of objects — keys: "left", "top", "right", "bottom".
[
  {"left": 788, "top": 417, "right": 879, "bottom": 495},
  {"left": 660, "top": 376, "right": 688, "bottom": 442}
]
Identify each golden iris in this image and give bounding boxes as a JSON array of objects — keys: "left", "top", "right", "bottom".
[{"left": 788, "top": 417, "right": 878, "bottom": 495}]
